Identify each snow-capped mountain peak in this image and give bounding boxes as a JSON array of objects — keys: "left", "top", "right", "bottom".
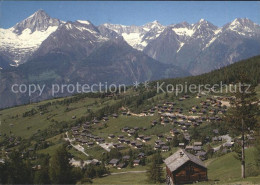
[
  {"left": 77, "top": 20, "right": 91, "bottom": 25},
  {"left": 13, "top": 9, "right": 61, "bottom": 35},
  {"left": 0, "top": 10, "right": 62, "bottom": 66},
  {"left": 143, "top": 20, "right": 162, "bottom": 28},
  {"left": 62, "top": 20, "right": 105, "bottom": 40},
  {"left": 191, "top": 19, "right": 218, "bottom": 39},
  {"left": 194, "top": 19, "right": 216, "bottom": 28},
  {"left": 224, "top": 18, "right": 260, "bottom": 36},
  {"left": 172, "top": 22, "right": 191, "bottom": 29},
  {"left": 152, "top": 20, "right": 159, "bottom": 24},
  {"left": 143, "top": 20, "right": 164, "bottom": 31},
  {"left": 101, "top": 21, "right": 165, "bottom": 51},
  {"left": 199, "top": 18, "right": 205, "bottom": 23},
  {"left": 171, "top": 22, "right": 194, "bottom": 38}
]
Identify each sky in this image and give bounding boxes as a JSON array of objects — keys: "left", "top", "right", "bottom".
[{"left": 0, "top": 1, "right": 260, "bottom": 28}]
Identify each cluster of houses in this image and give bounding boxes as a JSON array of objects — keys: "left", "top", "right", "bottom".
[
  {"left": 109, "top": 132, "right": 171, "bottom": 152},
  {"left": 110, "top": 134, "right": 143, "bottom": 150},
  {"left": 71, "top": 125, "right": 106, "bottom": 147},
  {"left": 67, "top": 95, "right": 234, "bottom": 161},
  {"left": 65, "top": 93, "right": 257, "bottom": 176},
  {"left": 156, "top": 98, "right": 227, "bottom": 126},
  {"left": 154, "top": 138, "right": 170, "bottom": 152},
  {"left": 108, "top": 152, "right": 146, "bottom": 169}
]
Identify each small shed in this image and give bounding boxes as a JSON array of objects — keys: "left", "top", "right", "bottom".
[{"left": 165, "top": 149, "right": 207, "bottom": 184}]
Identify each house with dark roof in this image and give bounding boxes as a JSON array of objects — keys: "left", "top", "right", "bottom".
[
  {"left": 122, "top": 155, "right": 130, "bottom": 161},
  {"left": 165, "top": 149, "right": 207, "bottom": 185},
  {"left": 117, "top": 162, "right": 126, "bottom": 169},
  {"left": 108, "top": 134, "right": 115, "bottom": 139},
  {"left": 162, "top": 146, "right": 170, "bottom": 152},
  {"left": 109, "top": 159, "right": 119, "bottom": 167},
  {"left": 138, "top": 152, "right": 145, "bottom": 158},
  {"left": 143, "top": 136, "right": 151, "bottom": 142},
  {"left": 154, "top": 145, "right": 161, "bottom": 150},
  {"left": 133, "top": 159, "right": 141, "bottom": 166}
]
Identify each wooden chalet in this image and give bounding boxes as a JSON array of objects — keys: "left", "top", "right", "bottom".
[
  {"left": 122, "top": 155, "right": 130, "bottom": 161},
  {"left": 109, "top": 159, "right": 119, "bottom": 167},
  {"left": 117, "top": 162, "right": 126, "bottom": 169},
  {"left": 133, "top": 159, "right": 140, "bottom": 166},
  {"left": 162, "top": 146, "right": 170, "bottom": 152},
  {"left": 154, "top": 145, "right": 161, "bottom": 150},
  {"left": 165, "top": 149, "right": 207, "bottom": 185}
]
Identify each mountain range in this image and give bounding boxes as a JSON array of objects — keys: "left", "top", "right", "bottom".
[{"left": 0, "top": 10, "right": 260, "bottom": 108}]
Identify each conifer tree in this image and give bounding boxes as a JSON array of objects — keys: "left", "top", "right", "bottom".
[
  {"left": 49, "top": 144, "right": 72, "bottom": 183},
  {"left": 225, "top": 74, "right": 259, "bottom": 178},
  {"left": 146, "top": 152, "right": 164, "bottom": 183}
]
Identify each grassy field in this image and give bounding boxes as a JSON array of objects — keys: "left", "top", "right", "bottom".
[
  {"left": 37, "top": 142, "right": 64, "bottom": 156},
  {"left": 203, "top": 147, "right": 259, "bottom": 184},
  {"left": 0, "top": 96, "right": 119, "bottom": 139},
  {"left": 91, "top": 147, "right": 259, "bottom": 184},
  {"left": 92, "top": 115, "right": 157, "bottom": 138},
  {"left": 93, "top": 172, "right": 148, "bottom": 184}
]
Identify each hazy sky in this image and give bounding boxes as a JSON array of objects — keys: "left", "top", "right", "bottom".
[{"left": 1, "top": 1, "right": 260, "bottom": 28}]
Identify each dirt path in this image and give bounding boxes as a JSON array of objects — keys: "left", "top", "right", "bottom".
[
  {"left": 64, "top": 132, "right": 89, "bottom": 156},
  {"left": 110, "top": 170, "right": 147, "bottom": 175},
  {"left": 213, "top": 134, "right": 232, "bottom": 152}
]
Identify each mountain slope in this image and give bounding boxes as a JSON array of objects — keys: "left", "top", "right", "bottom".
[
  {"left": 1, "top": 10, "right": 259, "bottom": 76},
  {"left": 189, "top": 18, "right": 260, "bottom": 74},
  {"left": 101, "top": 20, "right": 165, "bottom": 50},
  {"left": 143, "top": 27, "right": 181, "bottom": 64},
  {"left": 142, "top": 18, "right": 260, "bottom": 75},
  {"left": 73, "top": 37, "right": 189, "bottom": 84},
  {"left": 31, "top": 20, "right": 109, "bottom": 61},
  {"left": 0, "top": 37, "right": 190, "bottom": 109}
]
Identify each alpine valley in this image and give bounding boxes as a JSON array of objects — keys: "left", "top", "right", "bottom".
[{"left": 0, "top": 10, "right": 260, "bottom": 108}]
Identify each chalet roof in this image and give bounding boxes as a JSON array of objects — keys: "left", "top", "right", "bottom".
[
  {"left": 164, "top": 149, "right": 206, "bottom": 172},
  {"left": 138, "top": 152, "right": 145, "bottom": 157},
  {"left": 196, "top": 151, "right": 207, "bottom": 156},
  {"left": 128, "top": 130, "right": 136, "bottom": 134},
  {"left": 194, "top": 142, "right": 202, "bottom": 146},
  {"left": 117, "top": 163, "right": 126, "bottom": 168},
  {"left": 162, "top": 146, "right": 169, "bottom": 150},
  {"left": 193, "top": 146, "right": 202, "bottom": 151},
  {"left": 109, "top": 159, "right": 119, "bottom": 164},
  {"left": 185, "top": 145, "right": 193, "bottom": 150},
  {"left": 159, "top": 142, "right": 165, "bottom": 145},
  {"left": 123, "top": 155, "right": 130, "bottom": 160}
]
